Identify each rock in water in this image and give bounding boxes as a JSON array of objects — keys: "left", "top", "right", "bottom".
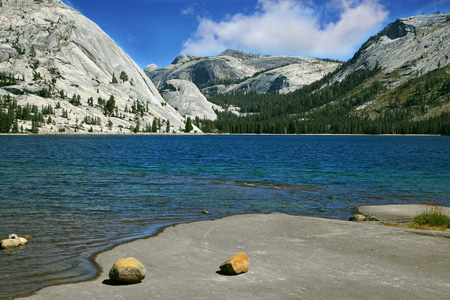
[
  {"left": 1, "top": 238, "right": 20, "bottom": 249},
  {"left": 219, "top": 252, "right": 249, "bottom": 275},
  {"left": 1, "top": 234, "right": 27, "bottom": 249},
  {"left": 19, "top": 237, "right": 28, "bottom": 245},
  {"left": 109, "top": 258, "right": 146, "bottom": 284}
]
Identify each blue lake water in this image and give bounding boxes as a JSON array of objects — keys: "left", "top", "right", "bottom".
[{"left": 1, "top": 135, "right": 449, "bottom": 298}]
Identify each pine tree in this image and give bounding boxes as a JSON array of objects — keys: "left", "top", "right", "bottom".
[
  {"left": 185, "top": 117, "right": 193, "bottom": 133},
  {"left": 120, "top": 71, "right": 128, "bottom": 83},
  {"left": 166, "top": 119, "right": 171, "bottom": 132},
  {"left": 111, "top": 72, "right": 118, "bottom": 84}
]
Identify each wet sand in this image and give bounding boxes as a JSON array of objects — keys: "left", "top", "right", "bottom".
[{"left": 24, "top": 205, "right": 450, "bottom": 300}]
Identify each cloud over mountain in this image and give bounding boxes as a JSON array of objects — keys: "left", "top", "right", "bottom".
[{"left": 182, "top": 0, "right": 389, "bottom": 60}]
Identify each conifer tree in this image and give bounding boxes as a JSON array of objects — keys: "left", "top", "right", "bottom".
[
  {"left": 111, "top": 72, "right": 118, "bottom": 84},
  {"left": 185, "top": 117, "right": 193, "bottom": 133}
]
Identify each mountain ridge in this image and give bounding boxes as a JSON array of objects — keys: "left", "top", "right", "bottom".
[{"left": 0, "top": 0, "right": 189, "bottom": 134}]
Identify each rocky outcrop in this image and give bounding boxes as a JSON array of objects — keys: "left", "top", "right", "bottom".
[
  {"left": 109, "top": 257, "right": 146, "bottom": 283},
  {"left": 0, "top": 0, "right": 187, "bottom": 133},
  {"left": 333, "top": 13, "right": 450, "bottom": 86},
  {"left": 211, "top": 61, "right": 340, "bottom": 95},
  {"left": 146, "top": 50, "right": 341, "bottom": 95},
  {"left": 147, "top": 53, "right": 255, "bottom": 88},
  {"left": 145, "top": 50, "right": 340, "bottom": 120},
  {"left": 219, "top": 252, "right": 249, "bottom": 275},
  {"left": 159, "top": 79, "right": 220, "bottom": 120}
]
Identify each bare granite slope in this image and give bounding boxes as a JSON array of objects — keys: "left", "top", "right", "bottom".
[
  {"left": 333, "top": 13, "right": 450, "bottom": 86},
  {"left": 0, "top": 0, "right": 186, "bottom": 133},
  {"left": 146, "top": 50, "right": 341, "bottom": 94},
  {"left": 145, "top": 49, "right": 341, "bottom": 121}
]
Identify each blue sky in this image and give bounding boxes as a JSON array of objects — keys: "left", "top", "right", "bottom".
[{"left": 62, "top": 0, "right": 450, "bottom": 69}]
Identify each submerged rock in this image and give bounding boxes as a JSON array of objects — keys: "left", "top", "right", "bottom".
[
  {"left": 109, "top": 257, "right": 146, "bottom": 284},
  {"left": 219, "top": 252, "right": 249, "bottom": 275}
]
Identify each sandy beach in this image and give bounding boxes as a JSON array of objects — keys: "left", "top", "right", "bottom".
[{"left": 23, "top": 205, "right": 450, "bottom": 300}]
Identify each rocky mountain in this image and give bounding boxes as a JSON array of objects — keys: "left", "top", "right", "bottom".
[
  {"left": 0, "top": 0, "right": 189, "bottom": 134},
  {"left": 159, "top": 79, "right": 221, "bottom": 120},
  {"left": 145, "top": 49, "right": 341, "bottom": 121},
  {"left": 174, "top": 13, "right": 450, "bottom": 135},
  {"left": 333, "top": 13, "right": 450, "bottom": 85},
  {"left": 146, "top": 50, "right": 341, "bottom": 95},
  {"left": 328, "top": 12, "right": 450, "bottom": 120}
]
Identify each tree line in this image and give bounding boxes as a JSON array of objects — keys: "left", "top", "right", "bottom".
[{"left": 199, "top": 63, "right": 450, "bottom": 135}]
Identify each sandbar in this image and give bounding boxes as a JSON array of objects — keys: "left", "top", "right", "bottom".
[{"left": 24, "top": 205, "right": 450, "bottom": 299}]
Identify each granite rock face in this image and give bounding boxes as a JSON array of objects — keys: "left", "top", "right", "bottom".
[
  {"left": 0, "top": 0, "right": 186, "bottom": 133},
  {"left": 109, "top": 257, "right": 146, "bottom": 283},
  {"left": 159, "top": 79, "right": 220, "bottom": 121},
  {"left": 146, "top": 49, "right": 340, "bottom": 120},
  {"left": 333, "top": 13, "right": 450, "bottom": 86},
  {"left": 146, "top": 49, "right": 341, "bottom": 96}
]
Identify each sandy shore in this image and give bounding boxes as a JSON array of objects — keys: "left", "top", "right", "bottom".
[{"left": 24, "top": 205, "right": 450, "bottom": 300}]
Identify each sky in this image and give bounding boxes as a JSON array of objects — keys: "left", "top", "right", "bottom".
[{"left": 61, "top": 0, "right": 450, "bottom": 69}]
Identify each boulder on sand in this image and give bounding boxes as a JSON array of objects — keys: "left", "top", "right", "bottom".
[
  {"left": 109, "top": 257, "right": 146, "bottom": 284},
  {"left": 219, "top": 252, "right": 249, "bottom": 275},
  {"left": 349, "top": 214, "right": 366, "bottom": 222}
]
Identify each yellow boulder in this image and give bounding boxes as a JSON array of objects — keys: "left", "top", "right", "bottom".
[{"left": 109, "top": 257, "right": 146, "bottom": 283}]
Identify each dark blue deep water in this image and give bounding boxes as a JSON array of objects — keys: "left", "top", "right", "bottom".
[{"left": 1, "top": 135, "right": 449, "bottom": 298}]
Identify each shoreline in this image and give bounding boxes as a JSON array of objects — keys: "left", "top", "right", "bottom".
[
  {"left": 0, "top": 132, "right": 444, "bottom": 136},
  {"left": 22, "top": 205, "right": 450, "bottom": 300}
]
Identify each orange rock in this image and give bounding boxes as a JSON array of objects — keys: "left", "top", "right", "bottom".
[{"left": 219, "top": 252, "right": 249, "bottom": 275}]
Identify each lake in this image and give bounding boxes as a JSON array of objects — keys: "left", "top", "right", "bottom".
[{"left": 1, "top": 135, "right": 449, "bottom": 298}]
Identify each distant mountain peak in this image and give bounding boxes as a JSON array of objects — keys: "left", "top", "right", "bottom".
[
  {"left": 334, "top": 12, "right": 450, "bottom": 84},
  {"left": 218, "top": 49, "right": 264, "bottom": 60}
]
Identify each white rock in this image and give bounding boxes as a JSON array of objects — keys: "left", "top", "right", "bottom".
[
  {"left": 333, "top": 13, "right": 450, "bottom": 86},
  {"left": 0, "top": 0, "right": 187, "bottom": 134},
  {"left": 160, "top": 79, "right": 219, "bottom": 120},
  {"left": 146, "top": 49, "right": 341, "bottom": 95}
]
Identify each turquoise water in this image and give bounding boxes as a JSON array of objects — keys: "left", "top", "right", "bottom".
[{"left": 1, "top": 135, "right": 449, "bottom": 298}]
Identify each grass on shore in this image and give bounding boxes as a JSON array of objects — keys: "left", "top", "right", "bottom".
[
  {"left": 382, "top": 203, "right": 450, "bottom": 231},
  {"left": 411, "top": 203, "right": 450, "bottom": 230}
]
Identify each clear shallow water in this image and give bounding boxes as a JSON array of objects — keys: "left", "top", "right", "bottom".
[{"left": 0, "top": 135, "right": 449, "bottom": 298}]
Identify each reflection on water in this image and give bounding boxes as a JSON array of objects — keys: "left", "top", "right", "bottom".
[{"left": 0, "top": 135, "right": 449, "bottom": 299}]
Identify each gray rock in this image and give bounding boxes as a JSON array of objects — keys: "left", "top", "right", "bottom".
[
  {"left": 363, "top": 215, "right": 379, "bottom": 221},
  {"left": 146, "top": 49, "right": 341, "bottom": 95},
  {"left": 0, "top": 0, "right": 187, "bottom": 134},
  {"left": 333, "top": 13, "right": 450, "bottom": 87},
  {"left": 159, "top": 79, "right": 219, "bottom": 120}
]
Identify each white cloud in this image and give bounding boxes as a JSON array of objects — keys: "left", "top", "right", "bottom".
[
  {"left": 181, "top": 5, "right": 195, "bottom": 16},
  {"left": 182, "top": 0, "right": 389, "bottom": 60}
]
